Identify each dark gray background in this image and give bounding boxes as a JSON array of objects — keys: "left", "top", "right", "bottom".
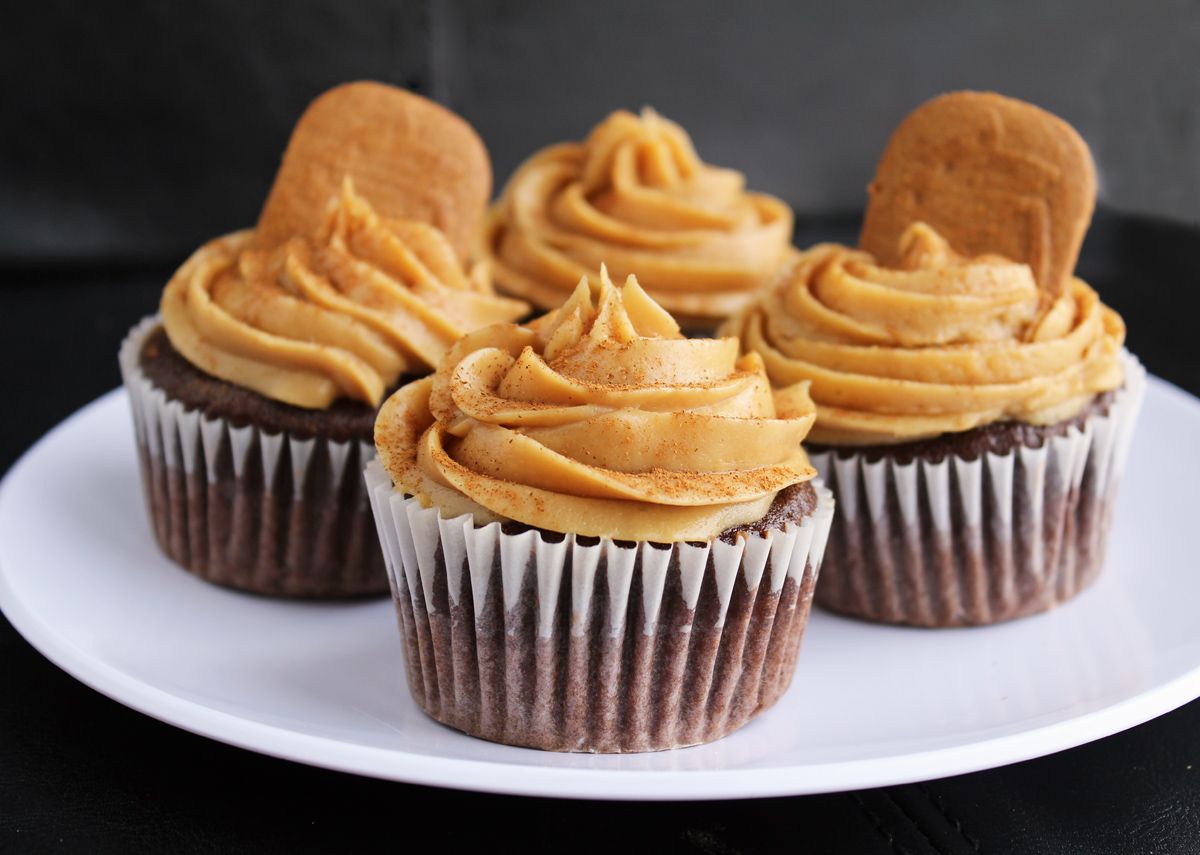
[{"left": 3, "top": 0, "right": 1198, "bottom": 267}]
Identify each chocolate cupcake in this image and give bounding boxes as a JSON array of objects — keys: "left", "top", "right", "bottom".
[
  {"left": 366, "top": 267, "right": 833, "bottom": 751},
  {"left": 120, "top": 82, "right": 528, "bottom": 597},
  {"left": 474, "top": 108, "right": 796, "bottom": 330},
  {"left": 722, "top": 93, "right": 1144, "bottom": 627}
]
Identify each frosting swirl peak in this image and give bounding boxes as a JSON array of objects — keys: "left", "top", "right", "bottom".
[
  {"left": 721, "top": 223, "right": 1126, "bottom": 445},
  {"left": 161, "top": 180, "right": 529, "bottom": 409},
  {"left": 476, "top": 109, "right": 796, "bottom": 325},
  {"left": 376, "top": 267, "right": 819, "bottom": 542}
]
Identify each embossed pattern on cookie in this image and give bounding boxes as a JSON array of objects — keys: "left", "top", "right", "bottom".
[{"left": 859, "top": 91, "right": 1096, "bottom": 295}]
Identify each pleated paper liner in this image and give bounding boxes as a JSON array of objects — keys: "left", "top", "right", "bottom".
[
  {"left": 119, "top": 316, "right": 388, "bottom": 597},
  {"left": 364, "top": 461, "right": 835, "bottom": 753},
  {"left": 810, "top": 351, "right": 1146, "bottom": 627}
]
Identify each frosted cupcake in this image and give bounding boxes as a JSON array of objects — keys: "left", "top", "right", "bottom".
[
  {"left": 366, "top": 267, "right": 833, "bottom": 751},
  {"left": 475, "top": 109, "right": 796, "bottom": 329},
  {"left": 722, "top": 92, "right": 1144, "bottom": 627},
  {"left": 120, "top": 82, "right": 527, "bottom": 597}
]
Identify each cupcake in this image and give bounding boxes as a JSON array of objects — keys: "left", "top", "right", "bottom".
[
  {"left": 722, "top": 92, "right": 1144, "bottom": 627},
  {"left": 365, "top": 267, "right": 834, "bottom": 751},
  {"left": 475, "top": 108, "right": 796, "bottom": 330},
  {"left": 120, "top": 82, "right": 528, "bottom": 597}
]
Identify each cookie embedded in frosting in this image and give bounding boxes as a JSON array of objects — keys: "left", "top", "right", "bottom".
[
  {"left": 475, "top": 109, "right": 797, "bottom": 326},
  {"left": 161, "top": 179, "right": 529, "bottom": 409},
  {"left": 256, "top": 80, "right": 491, "bottom": 259},
  {"left": 375, "top": 266, "right": 820, "bottom": 542},
  {"left": 859, "top": 91, "right": 1096, "bottom": 296}
]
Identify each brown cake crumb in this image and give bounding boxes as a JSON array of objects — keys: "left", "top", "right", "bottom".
[
  {"left": 138, "top": 326, "right": 411, "bottom": 442},
  {"left": 492, "top": 480, "right": 818, "bottom": 546},
  {"left": 809, "top": 392, "right": 1116, "bottom": 465}
]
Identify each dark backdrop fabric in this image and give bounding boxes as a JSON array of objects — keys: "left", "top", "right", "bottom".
[{"left": 3, "top": 0, "right": 1199, "bottom": 266}]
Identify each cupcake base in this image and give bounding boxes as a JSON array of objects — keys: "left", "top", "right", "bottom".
[
  {"left": 120, "top": 317, "right": 389, "bottom": 597},
  {"left": 138, "top": 326, "right": 380, "bottom": 442},
  {"left": 365, "top": 462, "right": 835, "bottom": 753},
  {"left": 809, "top": 353, "right": 1145, "bottom": 627}
]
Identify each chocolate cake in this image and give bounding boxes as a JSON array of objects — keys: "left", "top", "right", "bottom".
[
  {"left": 366, "top": 265, "right": 836, "bottom": 752},
  {"left": 117, "top": 80, "right": 531, "bottom": 598},
  {"left": 721, "top": 93, "right": 1142, "bottom": 628},
  {"left": 366, "top": 464, "right": 834, "bottom": 752},
  {"left": 139, "top": 327, "right": 383, "bottom": 442},
  {"left": 808, "top": 392, "right": 1116, "bottom": 466},
  {"left": 717, "top": 481, "right": 818, "bottom": 543},
  {"left": 808, "top": 381, "right": 1141, "bottom": 627},
  {"left": 498, "top": 480, "right": 818, "bottom": 548},
  {"left": 123, "top": 320, "right": 388, "bottom": 597}
]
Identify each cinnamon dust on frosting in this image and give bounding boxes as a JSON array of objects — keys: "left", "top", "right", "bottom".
[
  {"left": 375, "top": 266, "right": 819, "bottom": 542},
  {"left": 161, "top": 180, "right": 528, "bottom": 409},
  {"left": 475, "top": 109, "right": 796, "bottom": 325},
  {"left": 721, "top": 223, "right": 1125, "bottom": 445}
]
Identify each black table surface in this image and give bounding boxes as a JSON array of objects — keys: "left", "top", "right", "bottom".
[{"left": 2, "top": 210, "right": 1198, "bottom": 854}]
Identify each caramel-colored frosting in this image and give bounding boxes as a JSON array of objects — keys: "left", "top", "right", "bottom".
[
  {"left": 475, "top": 109, "right": 796, "bottom": 325},
  {"left": 161, "top": 181, "right": 529, "bottom": 409},
  {"left": 375, "top": 267, "right": 818, "bottom": 542},
  {"left": 721, "top": 223, "right": 1126, "bottom": 445}
]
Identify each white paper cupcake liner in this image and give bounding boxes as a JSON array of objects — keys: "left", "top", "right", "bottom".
[
  {"left": 364, "top": 460, "right": 835, "bottom": 752},
  {"left": 809, "top": 351, "right": 1146, "bottom": 627},
  {"left": 119, "top": 316, "right": 387, "bottom": 596}
]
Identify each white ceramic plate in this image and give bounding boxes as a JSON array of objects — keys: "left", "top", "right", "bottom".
[{"left": 2, "top": 381, "right": 1199, "bottom": 801}]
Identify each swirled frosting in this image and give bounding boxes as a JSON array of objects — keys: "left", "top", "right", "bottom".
[
  {"left": 161, "top": 180, "right": 529, "bottom": 409},
  {"left": 375, "top": 267, "right": 819, "bottom": 542},
  {"left": 475, "top": 109, "right": 796, "bottom": 325},
  {"left": 720, "top": 223, "right": 1125, "bottom": 445}
]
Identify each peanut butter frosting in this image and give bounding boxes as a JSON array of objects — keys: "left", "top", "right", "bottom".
[
  {"left": 475, "top": 109, "right": 796, "bottom": 325},
  {"left": 161, "top": 180, "right": 529, "bottom": 409},
  {"left": 720, "top": 223, "right": 1125, "bottom": 446},
  {"left": 375, "top": 267, "right": 819, "bottom": 542}
]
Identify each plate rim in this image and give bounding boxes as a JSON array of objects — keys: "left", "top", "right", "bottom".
[{"left": 3, "top": 382, "right": 1200, "bottom": 801}]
